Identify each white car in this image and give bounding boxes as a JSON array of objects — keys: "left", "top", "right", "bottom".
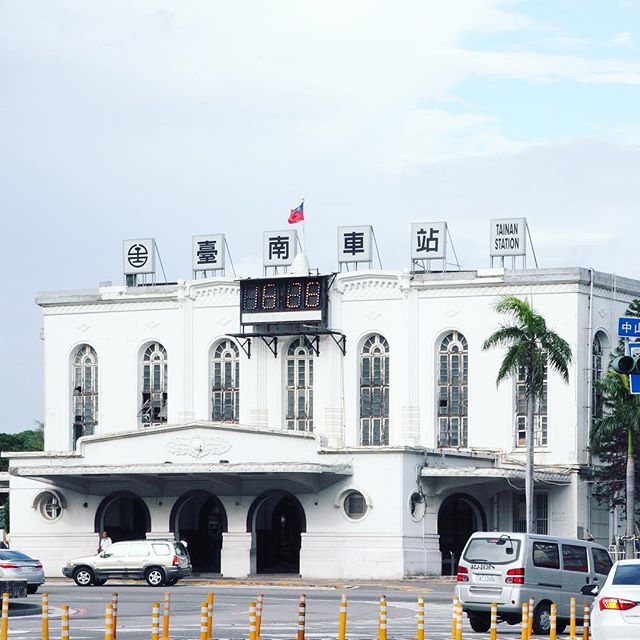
[{"left": 590, "top": 559, "right": 640, "bottom": 639}]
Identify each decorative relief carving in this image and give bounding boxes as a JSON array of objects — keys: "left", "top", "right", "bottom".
[
  {"left": 340, "top": 278, "right": 403, "bottom": 300},
  {"left": 44, "top": 301, "right": 179, "bottom": 315},
  {"left": 192, "top": 285, "right": 240, "bottom": 307},
  {"left": 166, "top": 436, "right": 232, "bottom": 459},
  {"left": 77, "top": 323, "right": 91, "bottom": 333}
]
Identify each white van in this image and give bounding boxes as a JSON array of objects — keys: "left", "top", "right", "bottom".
[{"left": 455, "top": 532, "right": 613, "bottom": 634}]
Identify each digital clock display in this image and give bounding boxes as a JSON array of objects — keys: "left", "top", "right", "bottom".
[{"left": 239, "top": 275, "right": 329, "bottom": 325}]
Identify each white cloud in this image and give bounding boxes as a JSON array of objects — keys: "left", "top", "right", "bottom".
[{"left": 611, "top": 31, "right": 634, "bottom": 47}]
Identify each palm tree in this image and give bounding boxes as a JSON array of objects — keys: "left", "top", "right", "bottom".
[
  {"left": 591, "top": 372, "right": 640, "bottom": 559},
  {"left": 483, "top": 296, "right": 572, "bottom": 532}
]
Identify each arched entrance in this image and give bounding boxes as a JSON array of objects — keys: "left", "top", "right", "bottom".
[
  {"left": 170, "top": 492, "right": 227, "bottom": 572},
  {"left": 247, "top": 491, "right": 306, "bottom": 574},
  {"left": 95, "top": 492, "right": 150, "bottom": 543},
  {"left": 438, "top": 493, "right": 486, "bottom": 575}
]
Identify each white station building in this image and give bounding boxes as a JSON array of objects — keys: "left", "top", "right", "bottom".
[{"left": 5, "top": 222, "right": 635, "bottom": 579}]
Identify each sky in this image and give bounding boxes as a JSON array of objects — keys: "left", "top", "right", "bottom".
[{"left": 1, "top": 1, "right": 639, "bottom": 432}]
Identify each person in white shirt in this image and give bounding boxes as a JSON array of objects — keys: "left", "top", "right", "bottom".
[{"left": 98, "top": 530, "right": 113, "bottom": 553}]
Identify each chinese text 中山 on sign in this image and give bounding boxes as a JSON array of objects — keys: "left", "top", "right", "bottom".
[{"left": 489, "top": 218, "right": 527, "bottom": 257}]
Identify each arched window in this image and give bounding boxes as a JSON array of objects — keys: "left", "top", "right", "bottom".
[
  {"left": 285, "top": 338, "right": 314, "bottom": 432},
  {"left": 360, "top": 334, "right": 389, "bottom": 446},
  {"left": 140, "top": 343, "right": 168, "bottom": 426},
  {"left": 212, "top": 340, "right": 239, "bottom": 423},
  {"left": 515, "top": 361, "right": 547, "bottom": 448},
  {"left": 592, "top": 333, "right": 605, "bottom": 425},
  {"left": 437, "top": 332, "right": 468, "bottom": 448},
  {"left": 72, "top": 344, "right": 98, "bottom": 447}
]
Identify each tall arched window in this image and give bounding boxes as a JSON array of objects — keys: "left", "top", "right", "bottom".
[
  {"left": 515, "top": 362, "right": 547, "bottom": 448},
  {"left": 140, "top": 342, "right": 168, "bottom": 426},
  {"left": 437, "top": 332, "right": 468, "bottom": 448},
  {"left": 285, "top": 338, "right": 314, "bottom": 432},
  {"left": 592, "top": 333, "right": 605, "bottom": 425},
  {"left": 360, "top": 334, "right": 389, "bottom": 446},
  {"left": 72, "top": 344, "right": 98, "bottom": 447},
  {"left": 212, "top": 340, "right": 239, "bottom": 423}
]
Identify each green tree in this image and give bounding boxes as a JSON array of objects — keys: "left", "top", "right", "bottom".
[{"left": 483, "top": 296, "right": 572, "bottom": 532}]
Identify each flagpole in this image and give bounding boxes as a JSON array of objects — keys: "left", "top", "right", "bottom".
[{"left": 300, "top": 197, "right": 306, "bottom": 253}]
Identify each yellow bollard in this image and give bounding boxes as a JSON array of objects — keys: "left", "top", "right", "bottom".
[
  {"left": 527, "top": 597, "right": 534, "bottom": 639},
  {"left": 199, "top": 601, "right": 208, "bottom": 640},
  {"left": 248, "top": 601, "right": 257, "bottom": 640},
  {"left": 489, "top": 602, "right": 497, "bottom": 640},
  {"left": 582, "top": 602, "right": 590, "bottom": 640},
  {"left": 163, "top": 593, "right": 170, "bottom": 640},
  {"left": 207, "top": 593, "right": 214, "bottom": 640},
  {"left": 41, "top": 592, "right": 50, "bottom": 640},
  {"left": 0, "top": 592, "right": 8, "bottom": 640},
  {"left": 550, "top": 603, "right": 557, "bottom": 640},
  {"left": 104, "top": 603, "right": 113, "bottom": 640},
  {"left": 61, "top": 604, "right": 70, "bottom": 640},
  {"left": 255, "top": 593, "right": 262, "bottom": 640},
  {"left": 450, "top": 597, "right": 459, "bottom": 640},
  {"left": 338, "top": 594, "right": 347, "bottom": 640},
  {"left": 297, "top": 594, "right": 306, "bottom": 640},
  {"left": 111, "top": 593, "right": 118, "bottom": 640},
  {"left": 378, "top": 594, "right": 388, "bottom": 640},
  {"left": 520, "top": 603, "right": 528, "bottom": 640},
  {"left": 455, "top": 601, "right": 463, "bottom": 640},
  {"left": 151, "top": 602, "right": 160, "bottom": 640},
  {"left": 570, "top": 596, "right": 576, "bottom": 638},
  {"left": 416, "top": 596, "right": 424, "bottom": 640}
]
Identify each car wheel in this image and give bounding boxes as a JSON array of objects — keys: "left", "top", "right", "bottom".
[
  {"left": 73, "top": 567, "right": 94, "bottom": 587},
  {"left": 26, "top": 585, "right": 39, "bottom": 595},
  {"left": 145, "top": 567, "right": 165, "bottom": 587},
  {"left": 532, "top": 602, "right": 552, "bottom": 635},
  {"left": 93, "top": 578, "right": 107, "bottom": 586},
  {"left": 556, "top": 620, "right": 567, "bottom": 635},
  {"left": 469, "top": 613, "right": 491, "bottom": 633}
]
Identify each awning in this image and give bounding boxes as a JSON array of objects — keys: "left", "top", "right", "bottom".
[
  {"left": 11, "top": 462, "right": 352, "bottom": 496},
  {"left": 421, "top": 466, "right": 572, "bottom": 485}
]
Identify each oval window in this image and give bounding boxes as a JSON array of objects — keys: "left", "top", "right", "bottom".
[{"left": 343, "top": 490, "right": 367, "bottom": 520}]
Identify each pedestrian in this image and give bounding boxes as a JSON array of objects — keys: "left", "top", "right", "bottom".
[{"left": 98, "top": 530, "right": 113, "bottom": 554}]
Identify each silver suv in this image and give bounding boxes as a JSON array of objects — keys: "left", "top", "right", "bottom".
[{"left": 63, "top": 539, "right": 191, "bottom": 587}]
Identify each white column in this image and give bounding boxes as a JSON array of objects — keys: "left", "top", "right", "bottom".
[{"left": 401, "top": 278, "right": 420, "bottom": 445}]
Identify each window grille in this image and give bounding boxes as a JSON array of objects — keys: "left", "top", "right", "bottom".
[
  {"left": 360, "top": 334, "right": 389, "bottom": 446},
  {"left": 212, "top": 340, "right": 240, "bottom": 423},
  {"left": 140, "top": 343, "right": 168, "bottom": 426},
  {"left": 437, "top": 332, "right": 468, "bottom": 448},
  {"left": 72, "top": 344, "right": 98, "bottom": 447},
  {"left": 285, "top": 338, "right": 314, "bottom": 432},
  {"left": 514, "top": 363, "right": 547, "bottom": 447},
  {"left": 512, "top": 493, "right": 549, "bottom": 534},
  {"left": 592, "top": 334, "right": 604, "bottom": 425}
]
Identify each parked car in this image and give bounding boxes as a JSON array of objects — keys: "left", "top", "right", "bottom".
[
  {"left": 63, "top": 539, "right": 191, "bottom": 586},
  {"left": 590, "top": 559, "right": 640, "bottom": 639},
  {"left": 0, "top": 549, "right": 45, "bottom": 594},
  {"left": 455, "top": 531, "right": 612, "bottom": 634}
]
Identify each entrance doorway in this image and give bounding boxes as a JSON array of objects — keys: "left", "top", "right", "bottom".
[
  {"left": 171, "top": 492, "right": 227, "bottom": 572},
  {"left": 95, "top": 492, "right": 150, "bottom": 543},
  {"left": 438, "top": 493, "right": 486, "bottom": 575},
  {"left": 247, "top": 492, "right": 305, "bottom": 574}
]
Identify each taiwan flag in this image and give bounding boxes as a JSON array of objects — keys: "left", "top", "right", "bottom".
[{"left": 288, "top": 201, "right": 304, "bottom": 224}]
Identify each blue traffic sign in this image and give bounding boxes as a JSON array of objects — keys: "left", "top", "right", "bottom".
[
  {"left": 628, "top": 342, "right": 640, "bottom": 395},
  {"left": 619, "top": 317, "right": 640, "bottom": 338}
]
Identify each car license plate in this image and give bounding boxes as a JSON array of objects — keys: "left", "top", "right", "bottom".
[{"left": 475, "top": 574, "right": 498, "bottom": 583}]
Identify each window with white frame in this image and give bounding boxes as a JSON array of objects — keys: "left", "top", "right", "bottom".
[
  {"left": 360, "top": 334, "right": 389, "bottom": 446},
  {"left": 592, "top": 333, "right": 604, "bottom": 425},
  {"left": 140, "top": 342, "right": 168, "bottom": 426},
  {"left": 515, "top": 363, "right": 547, "bottom": 448},
  {"left": 512, "top": 493, "right": 548, "bottom": 534},
  {"left": 72, "top": 344, "right": 98, "bottom": 447},
  {"left": 285, "top": 338, "right": 314, "bottom": 432},
  {"left": 212, "top": 340, "right": 239, "bottom": 423},
  {"left": 437, "top": 332, "right": 468, "bottom": 448}
]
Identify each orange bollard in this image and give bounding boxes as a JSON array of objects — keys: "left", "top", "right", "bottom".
[
  {"left": 207, "top": 593, "right": 214, "bottom": 640},
  {"left": 61, "top": 604, "right": 70, "bottom": 640},
  {"left": 0, "top": 592, "right": 8, "bottom": 640},
  {"left": 378, "top": 594, "right": 388, "bottom": 640},
  {"left": 455, "top": 600, "right": 463, "bottom": 640},
  {"left": 111, "top": 592, "right": 118, "bottom": 640},
  {"left": 297, "top": 594, "right": 306, "bottom": 640},
  {"left": 520, "top": 602, "right": 528, "bottom": 640},
  {"left": 151, "top": 602, "right": 160, "bottom": 640},
  {"left": 582, "top": 602, "right": 590, "bottom": 640},
  {"left": 199, "top": 601, "right": 208, "bottom": 640},
  {"left": 163, "top": 592, "right": 170, "bottom": 640},
  {"left": 41, "top": 592, "right": 50, "bottom": 640},
  {"left": 570, "top": 597, "right": 576, "bottom": 638},
  {"left": 490, "top": 602, "right": 497, "bottom": 640},
  {"left": 416, "top": 596, "right": 424, "bottom": 640},
  {"left": 527, "top": 597, "right": 534, "bottom": 639},
  {"left": 550, "top": 603, "right": 557, "bottom": 640},
  {"left": 104, "top": 603, "right": 113, "bottom": 640},
  {"left": 248, "top": 601, "right": 257, "bottom": 640},
  {"left": 255, "top": 593, "right": 262, "bottom": 640},
  {"left": 338, "top": 594, "right": 347, "bottom": 640}
]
